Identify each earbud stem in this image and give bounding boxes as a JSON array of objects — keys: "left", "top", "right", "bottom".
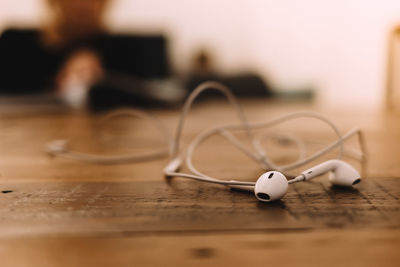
[
  {"left": 301, "top": 160, "right": 337, "bottom": 181},
  {"left": 300, "top": 159, "right": 361, "bottom": 187}
]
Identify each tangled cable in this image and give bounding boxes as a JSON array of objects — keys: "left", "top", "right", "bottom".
[{"left": 46, "top": 81, "right": 367, "bottom": 186}]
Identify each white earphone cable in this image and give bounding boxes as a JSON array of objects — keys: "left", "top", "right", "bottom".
[
  {"left": 167, "top": 127, "right": 364, "bottom": 187},
  {"left": 46, "top": 108, "right": 172, "bottom": 164},
  {"left": 170, "top": 81, "right": 267, "bottom": 162},
  {"left": 182, "top": 111, "right": 348, "bottom": 177},
  {"left": 46, "top": 81, "right": 366, "bottom": 188}
]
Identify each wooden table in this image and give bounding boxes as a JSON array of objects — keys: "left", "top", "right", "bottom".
[{"left": 0, "top": 99, "right": 399, "bottom": 267}]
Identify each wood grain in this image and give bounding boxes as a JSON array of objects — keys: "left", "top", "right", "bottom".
[
  {"left": 0, "top": 228, "right": 399, "bottom": 267},
  {"left": 0, "top": 99, "right": 399, "bottom": 266},
  {"left": 0, "top": 178, "right": 399, "bottom": 237}
]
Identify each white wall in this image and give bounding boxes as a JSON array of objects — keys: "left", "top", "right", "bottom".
[{"left": 1, "top": 0, "right": 400, "bottom": 109}]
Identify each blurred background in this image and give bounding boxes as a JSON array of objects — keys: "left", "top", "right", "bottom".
[{"left": 1, "top": 0, "right": 400, "bottom": 110}]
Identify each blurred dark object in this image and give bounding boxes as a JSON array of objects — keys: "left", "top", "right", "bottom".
[
  {"left": 89, "top": 73, "right": 185, "bottom": 111},
  {"left": 90, "top": 72, "right": 273, "bottom": 112},
  {"left": 0, "top": 28, "right": 170, "bottom": 94},
  {"left": 191, "top": 49, "right": 215, "bottom": 75},
  {"left": 187, "top": 48, "right": 272, "bottom": 98},
  {"left": 0, "top": 29, "right": 62, "bottom": 94},
  {"left": 89, "top": 79, "right": 159, "bottom": 111},
  {"left": 186, "top": 73, "right": 272, "bottom": 98}
]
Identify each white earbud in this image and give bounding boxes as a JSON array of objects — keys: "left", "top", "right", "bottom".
[
  {"left": 300, "top": 159, "right": 361, "bottom": 187},
  {"left": 228, "top": 160, "right": 361, "bottom": 202},
  {"left": 254, "top": 171, "right": 288, "bottom": 202}
]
